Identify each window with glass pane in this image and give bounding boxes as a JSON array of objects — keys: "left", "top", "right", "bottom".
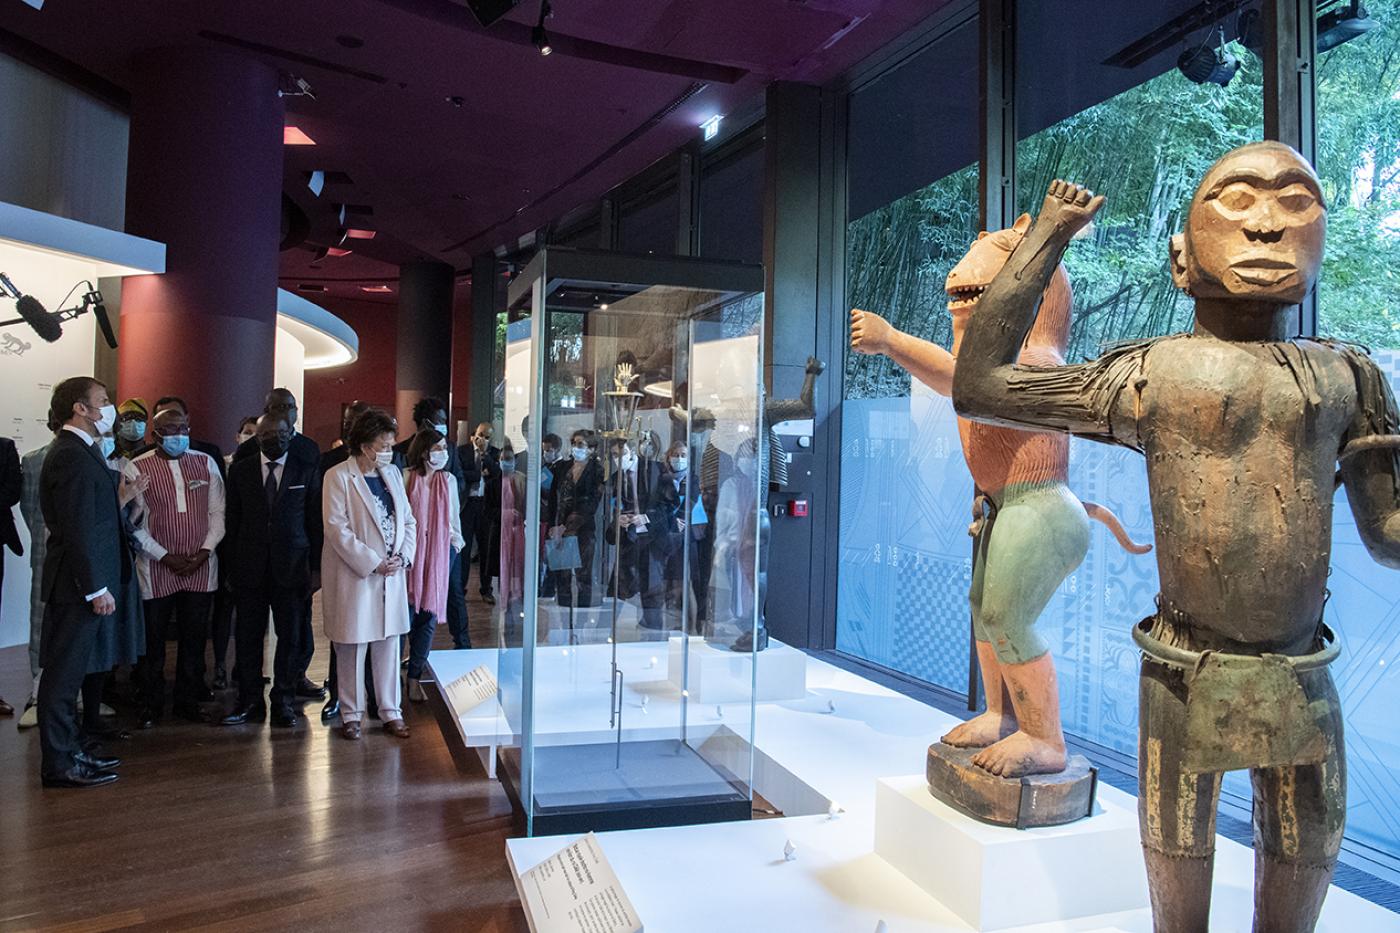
[
  {"left": 1315, "top": 0, "right": 1400, "bottom": 865},
  {"left": 1012, "top": 0, "right": 1263, "bottom": 757},
  {"left": 699, "top": 139, "right": 764, "bottom": 263},
  {"left": 837, "top": 15, "right": 981, "bottom": 692}
]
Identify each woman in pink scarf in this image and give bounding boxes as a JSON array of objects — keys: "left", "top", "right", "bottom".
[{"left": 403, "top": 429, "right": 465, "bottom": 702}]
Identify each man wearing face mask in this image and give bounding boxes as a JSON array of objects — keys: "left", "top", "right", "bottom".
[
  {"left": 458, "top": 422, "right": 500, "bottom": 607},
  {"left": 232, "top": 388, "right": 320, "bottom": 470},
  {"left": 114, "top": 398, "right": 149, "bottom": 462},
  {"left": 394, "top": 398, "right": 468, "bottom": 646},
  {"left": 36, "top": 377, "right": 127, "bottom": 787},
  {"left": 126, "top": 407, "right": 226, "bottom": 726},
  {"left": 221, "top": 414, "right": 323, "bottom": 727}
]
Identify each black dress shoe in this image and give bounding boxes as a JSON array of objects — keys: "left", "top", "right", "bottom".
[
  {"left": 220, "top": 704, "right": 267, "bottom": 726},
  {"left": 294, "top": 678, "right": 326, "bottom": 700},
  {"left": 42, "top": 764, "right": 118, "bottom": 789},
  {"left": 271, "top": 708, "right": 298, "bottom": 728},
  {"left": 172, "top": 703, "right": 209, "bottom": 724},
  {"left": 320, "top": 697, "right": 340, "bottom": 722},
  {"left": 481, "top": 592, "right": 496, "bottom": 605},
  {"left": 75, "top": 750, "right": 122, "bottom": 771}
]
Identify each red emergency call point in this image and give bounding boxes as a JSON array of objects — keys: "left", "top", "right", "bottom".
[{"left": 789, "top": 499, "right": 809, "bottom": 518}]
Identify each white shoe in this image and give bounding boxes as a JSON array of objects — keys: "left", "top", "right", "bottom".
[
  {"left": 18, "top": 700, "right": 38, "bottom": 729},
  {"left": 408, "top": 679, "right": 428, "bottom": 703},
  {"left": 101, "top": 703, "right": 116, "bottom": 717}
]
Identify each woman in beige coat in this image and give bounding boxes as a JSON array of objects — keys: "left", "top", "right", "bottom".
[{"left": 321, "top": 409, "right": 417, "bottom": 740}]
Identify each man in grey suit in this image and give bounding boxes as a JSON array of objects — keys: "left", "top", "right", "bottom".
[{"left": 37, "top": 377, "right": 127, "bottom": 788}]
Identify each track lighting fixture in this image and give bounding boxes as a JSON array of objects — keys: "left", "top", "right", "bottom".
[{"left": 533, "top": 0, "right": 553, "bottom": 56}]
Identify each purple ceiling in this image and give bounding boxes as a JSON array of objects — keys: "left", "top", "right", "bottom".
[{"left": 0, "top": 0, "right": 944, "bottom": 301}]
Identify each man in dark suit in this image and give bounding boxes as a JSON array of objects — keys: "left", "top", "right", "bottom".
[
  {"left": 394, "top": 396, "right": 469, "bottom": 647},
  {"left": 221, "top": 414, "right": 322, "bottom": 728},
  {"left": 0, "top": 434, "right": 21, "bottom": 717},
  {"left": 232, "top": 388, "right": 324, "bottom": 701},
  {"left": 37, "top": 376, "right": 126, "bottom": 788},
  {"left": 458, "top": 422, "right": 499, "bottom": 606}
]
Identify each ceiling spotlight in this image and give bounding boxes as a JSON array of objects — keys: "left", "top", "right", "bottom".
[
  {"left": 1318, "top": 1, "right": 1379, "bottom": 53},
  {"left": 1178, "top": 25, "right": 1238, "bottom": 87},
  {"left": 533, "top": 0, "right": 553, "bottom": 56}
]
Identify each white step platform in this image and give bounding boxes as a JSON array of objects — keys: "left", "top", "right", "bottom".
[
  {"left": 875, "top": 775, "right": 1147, "bottom": 929},
  {"left": 667, "top": 635, "right": 808, "bottom": 704},
  {"left": 493, "top": 649, "right": 1400, "bottom": 933}
]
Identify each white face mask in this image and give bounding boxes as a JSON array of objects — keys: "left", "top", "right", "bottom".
[
  {"left": 427, "top": 450, "right": 449, "bottom": 471},
  {"left": 88, "top": 402, "right": 116, "bottom": 434},
  {"left": 374, "top": 449, "right": 394, "bottom": 467}
]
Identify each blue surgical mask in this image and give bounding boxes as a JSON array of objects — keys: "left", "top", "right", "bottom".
[
  {"left": 160, "top": 435, "right": 190, "bottom": 457},
  {"left": 432, "top": 423, "right": 448, "bottom": 437},
  {"left": 99, "top": 436, "right": 116, "bottom": 459},
  {"left": 118, "top": 420, "right": 145, "bottom": 441},
  {"left": 571, "top": 446, "right": 589, "bottom": 462},
  {"left": 500, "top": 459, "right": 516, "bottom": 473},
  {"left": 671, "top": 457, "right": 688, "bottom": 473}
]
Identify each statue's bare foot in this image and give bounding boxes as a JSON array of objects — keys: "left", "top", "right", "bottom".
[
  {"left": 1036, "top": 179, "right": 1105, "bottom": 239},
  {"left": 941, "top": 710, "right": 1016, "bottom": 748},
  {"left": 970, "top": 730, "right": 1067, "bottom": 778}
]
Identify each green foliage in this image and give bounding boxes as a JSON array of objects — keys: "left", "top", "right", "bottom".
[{"left": 845, "top": 6, "right": 1400, "bottom": 398}]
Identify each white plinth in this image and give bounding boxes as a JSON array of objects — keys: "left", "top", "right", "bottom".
[
  {"left": 874, "top": 774, "right": 1149, "bottom": 930},
  {"left": 666, "top": 635, "right": 807, "bottom": 704}
]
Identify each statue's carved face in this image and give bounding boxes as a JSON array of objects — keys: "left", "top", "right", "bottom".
[
  {"left": 1173, "top": 143, "right": 1326, "bottom": 304},
  {"left": 944, "top": 214, "right": 1031, "bottom": 317}
]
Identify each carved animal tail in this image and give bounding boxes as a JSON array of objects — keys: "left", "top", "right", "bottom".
[{"left": 1082, "top": 501, "right": 1153, "bottom": 554}]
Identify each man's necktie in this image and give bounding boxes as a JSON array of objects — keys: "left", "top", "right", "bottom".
[{"left": 265, "top": 464, "right": 279, "bottom": 509}]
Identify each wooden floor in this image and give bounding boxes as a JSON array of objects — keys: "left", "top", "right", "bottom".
[{"left": 0, "top": 594, "right": 529, "bottom": 933}]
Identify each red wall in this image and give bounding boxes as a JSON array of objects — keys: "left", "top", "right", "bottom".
[{"left": 302, "top": 295, "right": 397, "bottom": 449}]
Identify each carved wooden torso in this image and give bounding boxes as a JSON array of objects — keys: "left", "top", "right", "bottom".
[{"left": 1137, "top": 336, "right": 1358, "bottom": 651}]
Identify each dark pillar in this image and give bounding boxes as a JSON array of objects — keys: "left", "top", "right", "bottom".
[
  {"left": 762, "top": 82, "right": 832, "bottom": 651},
  {"left": 395, "top": 260, "right": 455, "bottom": 433},
  {"left": 120, "top": 48, "right": 283, "bottom": 442},
  {"left": 980, "top": 0, "right": 1017, "bottom": 232},
  {"left": 468, "top": 252, "right": 497, "bottom": 428}
]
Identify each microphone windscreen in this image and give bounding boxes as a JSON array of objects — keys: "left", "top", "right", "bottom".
[
  {"left": 92, "top": 300, "right": 118, "bottom": 349},
  {"left": 15, "top": 295, "right": 62, "bottom": 343}
]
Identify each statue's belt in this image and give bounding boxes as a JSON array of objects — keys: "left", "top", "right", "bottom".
[{"left": 1133, "top": 614, "right": 1338, "bottom": 773}]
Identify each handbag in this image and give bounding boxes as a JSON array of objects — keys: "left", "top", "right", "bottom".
[{"left": 544, "top": 535, "right": 583, "bottom": 571}]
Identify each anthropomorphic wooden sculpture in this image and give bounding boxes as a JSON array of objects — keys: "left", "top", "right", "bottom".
[
  {"left": 952, "top": 142, "right": 1400, "bottom": 932},
  {"left": 850, "top": 218, "right": 1149, "bottom": 781}
]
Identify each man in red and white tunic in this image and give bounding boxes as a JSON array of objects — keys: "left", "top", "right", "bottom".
[{"left": 127, "top": 407, "right": 225, "bottom": 725}]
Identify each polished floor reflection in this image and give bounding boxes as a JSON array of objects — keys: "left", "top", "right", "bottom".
[{"left": 0, "top": 594, "right": 527, "bottom": 933}]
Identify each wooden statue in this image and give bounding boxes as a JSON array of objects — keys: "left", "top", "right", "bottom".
[
  {"left": 952, "top": 142, "right": 1400, "bottom": 931},
  {"left": 851, "top": 220, "right": 1148, "bottom": 795}
]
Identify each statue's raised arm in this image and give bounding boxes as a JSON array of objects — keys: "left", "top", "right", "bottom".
[
  {"left": 1335, "top": 341, "right": 1400, "bottom": 568},
  {"left": 952, "top": 181, "right": 1145, "bottom": 450}
]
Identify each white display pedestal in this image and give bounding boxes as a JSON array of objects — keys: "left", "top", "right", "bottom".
[
  {"left": 874, "top": 774, "right": 1148, "bottom": 930},
  {"left": 666, "top": 636, "right": 807, "bottom": 704}
]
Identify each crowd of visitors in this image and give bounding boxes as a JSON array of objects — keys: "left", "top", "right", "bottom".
[{"left": 0, "top": 379, "right": 494, "bottom": 788}]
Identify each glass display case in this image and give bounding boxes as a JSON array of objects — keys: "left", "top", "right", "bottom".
[{"left": 494, "top": 248, "right": 766, "bottom": 836}]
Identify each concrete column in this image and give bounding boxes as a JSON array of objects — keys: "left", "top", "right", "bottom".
[{"left": 119, "top": 48, "right": 284, "bottom": 443}]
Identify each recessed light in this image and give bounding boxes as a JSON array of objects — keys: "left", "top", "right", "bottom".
[
  {"left": 345, "top": 228, "right": 377, "bottom": 240},
  {"left": 360, "top": 284, "right": 393, "bottom": 294},
  {"left": 297, "top": 283, "right": 326, "bottom": 292},
  {"left": 327, "top": 246, "right": 353, "bottom": 258},
  {"left": 284, "top": 126, "right": 316, "bottom": 146}
]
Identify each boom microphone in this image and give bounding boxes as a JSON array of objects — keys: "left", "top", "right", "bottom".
[
  {"left": 88, "top": 288, "right": 117, "bottom": 349},
  {"left": 15, "top": 294, "right": 62, "bottom": 343}
]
